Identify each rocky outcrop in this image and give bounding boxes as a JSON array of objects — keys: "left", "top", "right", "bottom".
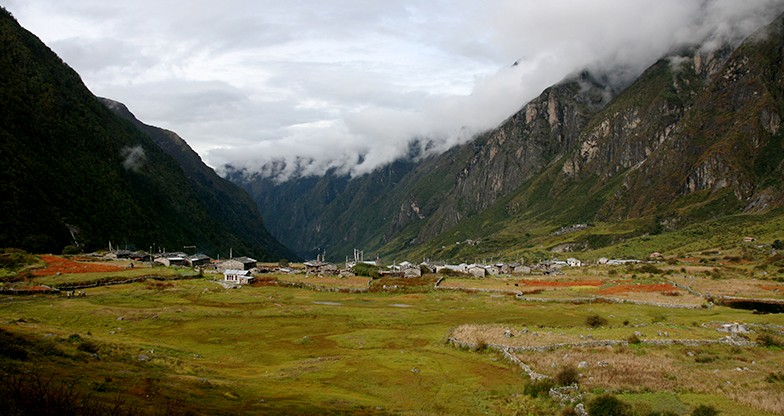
[{"left": 236, "top": 13, "right": 784, "bottom": 260}]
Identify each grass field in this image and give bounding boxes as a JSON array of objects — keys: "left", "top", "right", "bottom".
[{"left": 2, "top": 254, "right": 784, "bottom": 415}]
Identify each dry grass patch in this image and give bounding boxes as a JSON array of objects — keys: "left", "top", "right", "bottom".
[
  {"left": 513, "top": 344, "right": 784, "bottom": 414},
  {"left": 669, "top": 275, "right": 784, "bottom": 299},
  {"left": 274, "top": 274, "right": 371, "bottom": 289}
]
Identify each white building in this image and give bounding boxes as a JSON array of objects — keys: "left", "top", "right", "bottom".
[{"left": 223, "top": 269, "right": 254, "bottom": 285}]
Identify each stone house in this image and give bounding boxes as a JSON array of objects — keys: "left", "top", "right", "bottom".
[
  {"left": 188, "top": 254, "right": 211, "bottom": 267},
  {"left": 467, "top": 264, "right": 486, "bottom": 278},
  {"left": 154, "top": 252, "right": 189, "bottom": 267},
  {"left": 219, "top": 257, "right": 257, "bottom": 271}
]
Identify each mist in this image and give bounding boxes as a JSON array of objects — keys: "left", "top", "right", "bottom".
[
  {"left": 8, "top": 0, "right": 784, "bottom": 182},
  {"left": 210, "top": 0, "right": 784, "bottom": 182}
]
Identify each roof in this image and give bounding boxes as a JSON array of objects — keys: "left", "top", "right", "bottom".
[
  {"left": 230, "top": 256, "right": 257, "bottom": 263},
  {"left": 223, "top": 269, "right": 250, "bottom": 276}
]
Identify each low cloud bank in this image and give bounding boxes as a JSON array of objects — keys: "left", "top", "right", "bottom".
[{"left": 213, "top": 0, "right": 784, "bottom": 182}]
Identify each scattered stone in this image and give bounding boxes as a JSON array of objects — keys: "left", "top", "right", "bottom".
[
  {"left": 410, "top": 367, "right": 420, "bottom": 374},
  {"left": 504, "top": 329, "right": 514, "bottom": 338},
  {"left": 578, "top": 361, "right": 589, "bottom": 369},
  {"left": 116, "top": 316, "right": 124, "bottom": 321},
  {"left": 597, "top": 361, "right": 609, "bottom": 367},
  {"left": 137, "top": 354, "right": 150, "bottom": 362},
  {"left": 687, "top": 351, "right": 695, "bottom": 357}
]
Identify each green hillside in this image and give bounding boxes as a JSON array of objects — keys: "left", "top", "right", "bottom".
[{"left": 0, "top": 8, "right": 292, "bottom": 260}]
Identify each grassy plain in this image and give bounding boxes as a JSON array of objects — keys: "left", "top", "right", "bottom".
[{"left": 0, "top": 256, "right": 784, "bottom": 415}]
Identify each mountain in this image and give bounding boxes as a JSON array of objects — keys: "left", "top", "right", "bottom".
[
  {"left": 0, "top": 8, "right": 295, "bottom": 260},
  {"left": 235, "top": 13, "right": 784, "bottom": 262}
]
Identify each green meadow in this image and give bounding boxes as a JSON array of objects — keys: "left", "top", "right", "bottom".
[{"left": 2, "top": 275, "right": 783, "bottom": 415}]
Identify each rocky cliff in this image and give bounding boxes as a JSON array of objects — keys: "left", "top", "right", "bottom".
[{"left": 235, "top": 13, "right": 784, "bottom": 261}]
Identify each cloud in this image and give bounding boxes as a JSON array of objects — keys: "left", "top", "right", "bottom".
[
  {"left": 7, "top": 0, "right": 784, "bottom": 182},
  {"left": 120, "top": 145, "right": 146, "bottom": 172}
]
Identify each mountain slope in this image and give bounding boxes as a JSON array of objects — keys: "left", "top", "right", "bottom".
[
  {"left": 237, "top": 13, "right": 784, "bottom": 262},
  {"left": 0, "top": 8, "right": 292, "bottom": 260},
  {"left": 237, "top": 72, "right": 614, "bottom": 258},
  {"left": 100, "top": 98, "right": 297, "bottom": 261}
]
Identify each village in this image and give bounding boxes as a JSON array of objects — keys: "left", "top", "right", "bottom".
[{"left": 98, "top": 246, "right": 660, "bottom": 287}]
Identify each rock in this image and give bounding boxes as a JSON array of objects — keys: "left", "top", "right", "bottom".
[
  {"left": 597, "top": 361, "right": 609, "bottom": 367},
  {"left": 411, "top": 367, "right": 420, "bottom": 374},
  {"left": 578, "top": 361, "right": 589, "bottom": 369},
  {"left": 116, "top": 316, "right": 124, "bottom": 321},
  {"left": 137, "top": 354, "right": 150, "bottom": 362},
  {"left": 687, "top": 351, "right": 695, "bottom": 357},
  {"left": 504, "top": 329, "right": 514, "bottom": 338}
]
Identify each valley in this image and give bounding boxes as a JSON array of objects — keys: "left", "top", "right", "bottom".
[
  {"left": 1, "top": 251, "right": 783, "bottom": 415},
  {"left": 2, "top": 3, "right": 784, "bottom": 415}
]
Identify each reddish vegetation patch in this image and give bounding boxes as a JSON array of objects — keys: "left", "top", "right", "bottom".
[
  {"left": 519, "top": 279, "right": 603, "bottom": 287},
  {"left": 31, "top": 255, "right": 124, "bottom": 277},
  {"left": 679, "top": 257, "right": 701, "bottom": 263},
  {"left": 596, "top": 283, "right": 680, "bottom": 295},
  {"left": 760, "top": 284, "right": 784, "bottom": 292}
]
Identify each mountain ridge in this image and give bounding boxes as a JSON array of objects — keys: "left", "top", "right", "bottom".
[{"left": 234, "top": 13, "right": 784, "bottom": 262}]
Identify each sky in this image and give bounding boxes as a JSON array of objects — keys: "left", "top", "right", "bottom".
[{"left": 5, "top": 0, "right": 784, "bottom": 181}]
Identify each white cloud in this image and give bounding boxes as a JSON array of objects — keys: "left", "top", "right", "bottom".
[{"left": 6, "top": 0, "right": 784, "bottom": 181}]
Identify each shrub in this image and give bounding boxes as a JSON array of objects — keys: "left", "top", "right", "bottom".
[
  {"left": 694, "top": 354, "right": 717, "bottom": 364},
  {"left": 61, "top": 245, "right": 82, "bottom": 255},
  {"left": 587, "top": 394, "right": 631, "bottom": 416},
  {"left": 766, "top": 372, "right": 784, "bottom": 383},
  {"left": 351, "top": 263, "right": 380, "bottom": 278},
  {"left": 691, "top": 404, "right": 720, "bottom": 416},
  {"left": 637, "top": 264, "right": 662, "bottom": 274},
  {"left": 473, "top": 339, "right": 488, "bottom": 352},
  {"left": 523, "top": 378, "right": 556, "bottom": 398},
  {"left": 757, "top": 334, "right": 783, "bottom": 347},
  {"left": 278, "top": 258, "right": 289, "bottom": 267},
  {"left": 561, "top": 407, "right": 579, "bottom": 416},
  {"left": 77, "top": 340, "right": 99, "bottom": 354},
  {"left": 586, "top": 314, "right": 608, "bottom": 328},
  {"left": 627, "top": 334, "right": 641, "bottom": 344},
  {"left": 555, "top": 365, "right": 579, "bottom": 386},
  {"left": 773, "top": 239, "right": 784, "bottom": 250}
]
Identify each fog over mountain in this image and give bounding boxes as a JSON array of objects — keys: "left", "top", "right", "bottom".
[{"left": 8, "top": 0, "right": 784, "bottom": 181}]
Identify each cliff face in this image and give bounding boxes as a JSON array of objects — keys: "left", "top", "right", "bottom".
[
  {"left": 413, "top": 73, "right": 613, "bottom": 240},
  {"left": 237, "top": 14, "right": 784, "bottom": 261},
  {"left": 563, "top": 16, "right": 784, "bottom": 220}
]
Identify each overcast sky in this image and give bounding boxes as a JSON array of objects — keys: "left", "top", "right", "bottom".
[{"left": 5, "top": 0, "right": 784, "bottom": 180}]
